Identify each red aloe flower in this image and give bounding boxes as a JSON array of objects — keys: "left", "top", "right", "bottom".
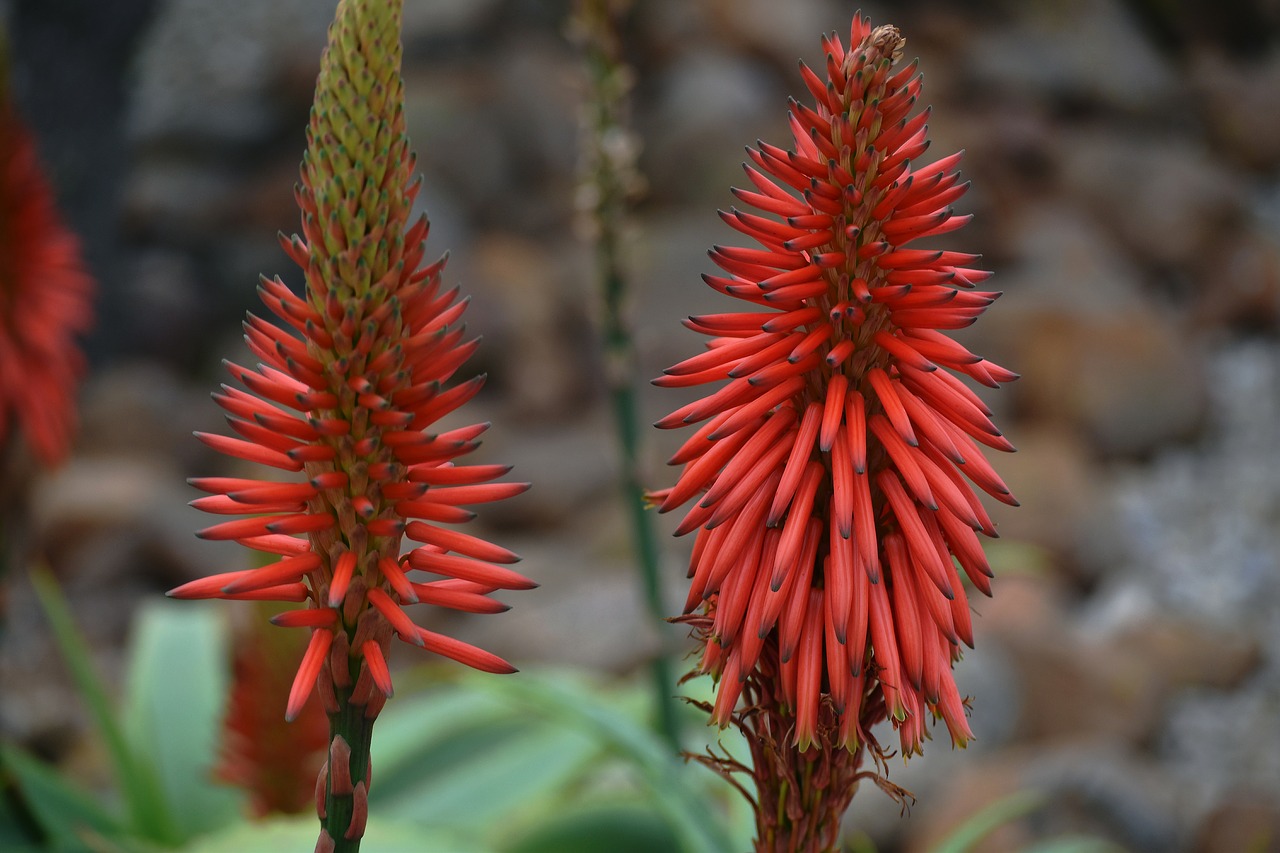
[
  {"left": 655, "top": 18, "right": 1016, "bottom": 843},
  {"left": 168, "top": 1, "right": 531, "bottom": 847},
  {"left": 0, "top": 102, "right": 93, "bottom": 467}
]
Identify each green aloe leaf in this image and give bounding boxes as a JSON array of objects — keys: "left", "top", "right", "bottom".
[
  {"left": 0, "top": 743, "right": 129, "bottom": 852},
  {"left": 29, "top": 568, "right": 179, "bottom": 845},
  {"left": 468, "top": 671, "right": 739, "bottom": 853},
  {"left": 180, "top": 814, "right": 478, "bottom": 853},
  {"left": 1022, "top": 838, "right": 1130, "bottom": 853},
  {"left": 369, "top": 682, "right": 601, "bottom": 834},
  {"left": 0, "top": 786, "right": 41, "bottom": 853},
  {"left": 367, "top": 685, "right": 514, "bottom": 789},
  {"left": 123, "top": 600, "right": 243, "bottom": 840},
  {"left": 366, "top": 669, "right": 740, "bottom": 853},
  {"left": 930, "top": 790, "right": 1044, "bottom": 853},
  {"left": 500, "top": 804, "right": 683, "bottom": 853}
]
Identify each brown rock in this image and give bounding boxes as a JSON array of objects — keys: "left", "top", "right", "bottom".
[
  {"left": 982, "top": 426, "right": 1102, "bottom": 564},
  {"left": 1193, "top": 794, "right": 1280, "bottom": 853},
  {"left": 1058, "top": 131, "right": 1247, "bottom": 271},
  {"left": 1114, "top": 618, "right": 1261, "bottom": 692},
  {"left": 464, "top": 233, "right": 598, "bottom": 422},
  {"left": 979, "top": 575, "right": 1159, "bottom": 744},
  {"left": 1009, "top": 309, "right": 1208, "bottom": 458},
  {"left": 1192, "top": 229, "right": 1280, "bottom": 334},
  {"left": 76, "top": 363, "right": 211, "bottom": 466},
  {"left": 1191, "top": 47, "right": 1280, "bottom": 172}
]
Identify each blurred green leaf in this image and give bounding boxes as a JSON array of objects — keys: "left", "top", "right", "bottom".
[
  {"left": 373, "top": 714, "right": 599, "bottom": 828},
  {"left": 984, "top": 539, "right": 1053, "bottom": 578},
  {"left": 369, "top": 685, "right": 514, "bottom": 790},
  {"left": 1022, "top": 837, "right": 1130, "bottom": 853},
  {"left": 30, "top": 568, "right": 179, "bottom": 845},
  {"left": 123, "top": 600, "right": 243, "bottom": 840},
  {"left": 930, "top": 790, "right": 1044, "bottom": 853},
  {"left": 180, "top": 813, "right": 480, "bottom": 853},
  {"left": 370, "top": 679, "right": 603, "bottom": 834},
  {"left": 0, "top": 787, "right": 41, "bottom": 853},
  {"left": 501, "top": 803, "right": 683, "bottom": 853},
  {"left": 365, "top": 668, "right": 742, "bottom": 853},
  {"left": 0, "top": 744, "right": 129, "bottom": 852},
  {"left": 469, "top": 671, "right": 739, "bottom": 853},
  {"left": 844, "top": 829, "right": 880, "bottom": 853},
  {"left": 676, "top": 673, "right": 758, "bottom": 852}
]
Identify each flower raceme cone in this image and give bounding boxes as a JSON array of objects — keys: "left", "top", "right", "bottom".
[
  {"left": 653, "top": 19, "right": 1017, "bottom": 757},
  {"left": 0, "top": 103, "right": 93, "bottom": 467},
  {"left": 169, "top": 0, "right": 532, "bottom": 726}
]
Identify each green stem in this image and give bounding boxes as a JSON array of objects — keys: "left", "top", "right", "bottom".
[
  {"left": 579, "top": 0, "right": 682, "bottom": 751},
  {"left": 323, "top": 689, "right": 375, "bottom": 853},
  {"left": 604, "top": 284, "right": 682, "bottom": 750}
]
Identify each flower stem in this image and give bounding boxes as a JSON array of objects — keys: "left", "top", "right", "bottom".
[
  {"left": 322, "top": 690, "right": 375, "bottom": 853},
  {"left": 605, "top": 258, "right": 682, "bottom": 750},
  {"left": 574, "top": 0, "right": 682, "bottom": 750}
]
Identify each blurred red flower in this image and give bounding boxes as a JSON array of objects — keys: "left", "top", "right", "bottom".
[
  {"left": 0, "top": 104, "right": 93, "bottom": 467},
  {"left": 216, "top": 607, "right": 330, "bottom": 817}
]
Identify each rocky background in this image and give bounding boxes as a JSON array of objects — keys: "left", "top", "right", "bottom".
[{"left": 3, "top": 0, "right": 1280, "bottom": 850}]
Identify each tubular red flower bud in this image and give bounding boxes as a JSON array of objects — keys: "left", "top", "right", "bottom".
[
  {"left": 346, "top": 781, "right": 369, "bottom": 841},
  {"left": 361, "top": 641, "right": 394, "bottom": 698},
  {"left": 286, "top": 629, "right": 334, "bottom": 722}
]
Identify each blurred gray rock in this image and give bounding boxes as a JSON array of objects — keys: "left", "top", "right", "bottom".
[
  {"left": 1059, "top": 131, "right": 1248, "bottom": 271},
  {"left": 465, "top": 233, "right": 598, "bottom": 421},
  {"left": 128, "top": 0, "right": 331, "bottom": 146},
  {"left": 1163, "top": 687, "right": 1280, "bottom": 835},
  {"left": 1191, "top": 47, "right": 1280, "bottom": 172},
  {"left": 640, "top": 49, "right": 784, "bottom": 204},
  {"left": 118, "top": 250, "right": 209, "bottom": 364},
  {"left": 122, "top": 157, "right": 243, "bottom": 240},
  {"left": 468, "top": 406, "right": 620, "bottom": 531},
  {"left": 965, "top": 0, "right": 1182, "bottom": 116},
  {"left": 1106, "top": 342, "right": 1280, "bottom": 624},
  {"left": 440, "top": 506, "right": 669, "bottom": 673},
  {"left": 76, "top": 363, "right": 211, "bottom": 467},
  {"left": 1023, "top": 744, "right": 1185, "bottom": 852},
  {"left": 402, "top": 0, "right": 502, "bottom": 44},
  {"left": 404, "top": 68, "right": 515, "bottom": 223},
  {"left": 705, "top": 0, "right": 845, "bottom": 68},
  {"left": 986, "top": 205, "right": 1148, "bottom": 320}
]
